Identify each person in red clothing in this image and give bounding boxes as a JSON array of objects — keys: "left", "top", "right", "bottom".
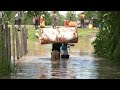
[{"left": 34, "top": 14, "right": 39, "bottom": 30}]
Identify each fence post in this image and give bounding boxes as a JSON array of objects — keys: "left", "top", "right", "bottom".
[
  {"left": 12, "top": 25, "right": 15, "bottom": 63},
  {"left": 4, "top": 23, "right": 11, "bottom": 63},
  {"left": 15, "top": 26, "right": 20, "bottom": 59},
  {"left": 0, "top": 24, "right": 3, "bottom": 62},
  {"left": 0, "top": 23, "right": 11, "bottom": 74},
  {"left": 8, "top": 27, "right": 11, "bottom": 62},
  {"left": 3, "top": 23, "right": 8, "bottom": 62},
  {"left": 0, "top": 25, "right": 4, "bottom": 62},
  {"left": 23, "top": 27, "right": 26, "bottom": 55},
  {"left": 25, "top": 25, "right": 28, "bottom": 54},
  {"left": 20, "top": 27, "right": 24, "bottom": 56}
]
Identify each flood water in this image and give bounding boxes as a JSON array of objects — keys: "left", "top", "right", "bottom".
[{"left": 2, "top": 37, "right": 120, "bottom": 79}]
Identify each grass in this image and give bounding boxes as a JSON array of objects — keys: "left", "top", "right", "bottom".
[
  {"left": 71, "top": 28, "right": 99, "bottom": 53},
  {"left": 9, "top": 25, "right": 40, "bottom": 42},
  {"left": 77, "top": 28, "right": 99, "bottom": 38},
  {"left": 26, "top": 25, "right": 40, "bottom": 42}
]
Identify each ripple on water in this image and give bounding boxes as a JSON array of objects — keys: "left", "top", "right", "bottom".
[{"left": 10, "top": 55, "right": 100, "bottom": 79}]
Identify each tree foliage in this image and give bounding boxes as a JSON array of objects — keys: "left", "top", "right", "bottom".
[
  {"left": 2, "top": 11, "right": 66, "bottom": 26},
  {"left": 93, "top": 11, "right": 120, "bottom": 62},
  {"left": 2, "top": 11, "right": 52, "bottom": 25},
  {"left": 84, "top": 11, "right": 98, "bottom": 20},
  {"left": 65, "top": 11, "right": 76, "bottom": 21},
  {"left": 57, "top": 12, "right": 65, "bottom": 26}
]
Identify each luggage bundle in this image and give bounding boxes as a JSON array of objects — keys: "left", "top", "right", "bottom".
[{"left": 40, "top": 27, "right": 78, "bottom": 44}]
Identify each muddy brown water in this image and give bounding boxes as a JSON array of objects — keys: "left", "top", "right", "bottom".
[{"left": 2, "top": 38, "right": 120, "bottom": 79}]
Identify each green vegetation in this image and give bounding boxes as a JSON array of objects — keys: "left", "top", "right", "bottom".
[
  {"left": 2, "top": 11, "right": 65, "bottom": 26},
  {"left": 77, "top": 28, "right": 98, "bottom": 37},
  {"left": 92, "top": 11, "right": 120, "bottom": 63},
  {"left": 66, "top": 11, "right": 76, "bottom": 21},
  {"left": 27, "top": 25, "right": 40, "bottom": 42},
  {"left": 0, "top": 24, "right": 12, "bottom": 78}
]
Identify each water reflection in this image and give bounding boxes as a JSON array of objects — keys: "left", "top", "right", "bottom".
[
  {"left": 66, "top": 57, "right": 99, "bottom": 79},
  {"left": 51, "top": 60, "right": 61, "bottom": 79},
  {"left": 9, "top": 54, "right": 120, "bottom": 79},
  {"left": 6, "top": 35, "right": 120, "bottom": 79},
  {"left": 60, "top": 59, "right": 68, "bottom": 79},
  {"left": 96, "top": 59, "right": 120, "bottom": 79}
]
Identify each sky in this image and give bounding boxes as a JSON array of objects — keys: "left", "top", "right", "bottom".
[{"left": 59, "top": 11, "right": 83, "bottom": 16}]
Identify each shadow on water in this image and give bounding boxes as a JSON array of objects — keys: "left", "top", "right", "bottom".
[{"left": 96, "top": 59, "right": 120, "bottom": 79}]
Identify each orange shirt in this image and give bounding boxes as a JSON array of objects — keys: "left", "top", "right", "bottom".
[{"left": 40, "top": 18, "right": 45, "bottom": 24}]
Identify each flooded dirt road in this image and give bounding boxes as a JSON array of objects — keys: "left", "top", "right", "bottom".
[{"left": 8, "top": 36, "right": 120, "bottom": 79}]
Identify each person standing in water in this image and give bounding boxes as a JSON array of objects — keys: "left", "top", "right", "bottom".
[{"left": 51, "top": 11, "right": 62, "bottom": 60}]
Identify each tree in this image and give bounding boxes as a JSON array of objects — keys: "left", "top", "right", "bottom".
[
  {"left": 76, "top": 13, "right": 81, "bottom": 21},
  {"left": 57, "top": 12, "right": 65, "bottom": 26},
  {"left": 2, "top": 11, "right": 14, "bottom": 24},
  {"left": 43, "top": 11, "right": 51, "bottom": 25},
  {"left": 84, "top": 11, "right": 98, "bottom": 20},
  {"left": 93, "top": 11, "right": 120, "bottom": 63},
  {"left": 65, "top": 11, "right": 76, "bottom": 21},
  {"left": 1, "top": 11, "right": 63, "bottom": 25}
]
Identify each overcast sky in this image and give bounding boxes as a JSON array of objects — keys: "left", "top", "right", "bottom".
[
  {"left": 59, "top": 11, "right": 83, "bottom": 16},
  {"left": 48, "top": 11, "right": 84, "bottom": 16}
]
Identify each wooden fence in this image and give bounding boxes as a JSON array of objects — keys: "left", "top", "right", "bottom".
[
  {"left": 0, "top": 23, "right": 28, "bottom": 65},
  {"left": 0, "top": 23, "right": 11, "bottom": 63},
  {"left": 12, "top": 25, "right": 28, "bottom": 62}
]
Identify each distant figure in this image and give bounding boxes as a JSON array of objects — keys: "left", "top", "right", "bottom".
[
  {"left": 93, "top": 18, "right": 99, "bottom": 28},
  {"left": 51, "top": 11, "right": 58, "bottom": 28},
  {"left": 33, "top": 16, "right": 35, "bottom": 28},
  {"left": 84, "top": 19, "right": 90, "bottom": 28},
  {"left": 18, "top": 12, "right": 22, "bottom": 31},
  {"left": 64, "top": 19, "right": 70, "bottom": 27},
  {"left": 34, "top": 14, "right": 39, "bottom": 30},
  {"left": 15, "top": 13, "right": 18, "bottom": 25},
  {"left": 40, "top": 14, "right": 45, "bottom": 28},
  {"left": 15, "top": 12, "right": 22, "bottom": 31},
  {"left": 80, "top": 12, "right": 85, "bottom": 28}
]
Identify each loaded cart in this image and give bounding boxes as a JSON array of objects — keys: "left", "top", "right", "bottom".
[{"left": 39, "top": 27, "right": 78, "bottom": 58}]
